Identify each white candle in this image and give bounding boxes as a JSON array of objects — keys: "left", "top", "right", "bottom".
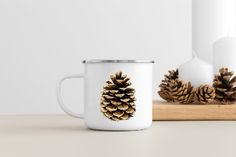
[
  {"left": 213, "top": 36, "right": 236, "bottom": 74},
  {"left": 179, "top": 53, "right": 213, "bottom": 87},
  {"left": 192, "top": 0, "right": 235, "bottom": 63}
]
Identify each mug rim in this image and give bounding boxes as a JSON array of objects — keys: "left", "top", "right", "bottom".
[{"left": 82, "top": 59, "right": 155, "bottom": 64}]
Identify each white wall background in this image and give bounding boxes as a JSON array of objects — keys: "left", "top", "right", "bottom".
[{"left": 0, "top": 0, "right": 191, "bottom": 114}]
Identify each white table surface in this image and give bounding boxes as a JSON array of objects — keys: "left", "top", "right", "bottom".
[{"left": 1, "top": 115, "right": 236, "bottom": 157}]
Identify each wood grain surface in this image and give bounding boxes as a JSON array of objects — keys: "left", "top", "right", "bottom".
[{"left": 153, "top": 101, "right": 236, "bottom": 121}]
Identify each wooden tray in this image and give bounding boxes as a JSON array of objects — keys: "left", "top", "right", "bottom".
[{"left": 153, "top": 101, "right": 236, "bottom": 121}]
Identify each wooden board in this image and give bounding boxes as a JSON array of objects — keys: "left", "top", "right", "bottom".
[{"left": 153, "top": 101, "right": 236, "bottom": 121}]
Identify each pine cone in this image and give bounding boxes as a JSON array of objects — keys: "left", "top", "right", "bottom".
[
  {"left": 100, "top": 71, "right": 136, "bottom": 121},
  {"left": 169, "top": 80, "right": 195, "bottom": 104},
  {"left": 213, "top": 67, "right": 236, "bottom": 104},
  {"left": 158, "top": 69, "right": 179, "bottom": 102},
  {"left": 195, "top": 85, "right": 215, "bottom": 104}
]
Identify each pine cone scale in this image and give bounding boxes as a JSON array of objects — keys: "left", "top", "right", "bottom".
[{"left": 230, "top": 77, "right": 236, "bottom": 84}]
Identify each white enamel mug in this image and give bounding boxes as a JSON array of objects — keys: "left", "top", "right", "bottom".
[{"left": 57, "top": 60, "right": 154, "bottom": 130}]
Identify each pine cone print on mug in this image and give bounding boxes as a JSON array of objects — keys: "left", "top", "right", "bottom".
[{"left": 100, "top": 71, "right": 136, "bottom": 121}]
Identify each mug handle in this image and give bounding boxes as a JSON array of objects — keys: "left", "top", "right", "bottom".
[{"left": 56, "top": 74, "right": 84, "bottom": 118}]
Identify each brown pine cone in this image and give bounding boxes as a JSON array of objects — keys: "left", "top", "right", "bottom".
[
  {"left": 100, "top": 71, "right": 136, "bottom": 121},
  {"left": 168, "top": 80, "right": 195, "bottom": 104},
  {"left": 195, "top": 85, "right": 215, "bottom": 104},
  {"left": 158, "top": 69, "right": 179, "bottom": 102},
  {"left": 213, "top": 67, "right": 236, "bottom": 104}
]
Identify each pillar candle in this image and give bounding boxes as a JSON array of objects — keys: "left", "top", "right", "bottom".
[
  {"left": 213, "top": 36, "right": 236, "bottom": 74},
  {"left": 179, "top": 53, "right": 213, "bottom": 87},
  {"left": 192, "top": 0, "right": 235, "bottom": 63}
]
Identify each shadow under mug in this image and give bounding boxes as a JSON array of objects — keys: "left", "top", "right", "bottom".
[{"left": 57, "top": 59, "right": 154, "bottom": 131}]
